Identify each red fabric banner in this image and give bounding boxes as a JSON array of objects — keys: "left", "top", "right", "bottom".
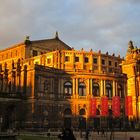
[
  {"left": 101, "top": 96, "right": 108, "bottom": 116},
  {"left": 125, "top": 96, "right": 133, "bottom": 116},
  {"left": 89, "top": 98, "right": 96, "bottom": 117},
  {"left": 112, "top": 96, "right": 120, "bottom": 117}
]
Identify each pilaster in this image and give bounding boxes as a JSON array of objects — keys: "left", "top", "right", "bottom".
[
  {"left": 100, "top": 80, "right": 103, "bottom": 96},
  {"left": 72, "top": 78, "right": 76, "bottom": 98},
  {"left": 76, "top": 78, "right": 78, "bottom": 98}
]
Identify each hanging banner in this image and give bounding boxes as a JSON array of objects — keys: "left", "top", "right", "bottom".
[
  {"left": 112, "top": 96, "right": 120, "bottom": 117},
  {"left": 101, "top": 96, "right": 108, "bottom": 116},
  {"left": 125, "top": 96, "right": 133, "bottom": 116},
  {"left": 89, "top": 98, "right": 96, "bottom": 117}
]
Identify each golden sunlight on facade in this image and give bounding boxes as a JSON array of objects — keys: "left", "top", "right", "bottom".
[{"left": 0, "top": 33, "right": 139, "bottom": 130}]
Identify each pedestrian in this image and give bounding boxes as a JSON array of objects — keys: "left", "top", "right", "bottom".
[
  {"left": 85, "top": 129, "right": 89, "bottom": 140},
  {"left": 101, "top": 128, "right": 105, "bottom": 136},
  {"left": 97, "top": 128, "right": 100, "bottom": 135},
  {"left": 58, "top": 128, "right": 76, "bottom": 140}
]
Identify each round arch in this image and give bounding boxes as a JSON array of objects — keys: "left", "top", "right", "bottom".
[
  {"left": 64, "top": 81, "right": 72, "bottom": 96},
  {"left": 78, "top": 82, "right": 86, "bottom": 96}
]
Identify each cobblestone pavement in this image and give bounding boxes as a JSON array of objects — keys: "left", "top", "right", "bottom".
[{"left": 74, "top": 131, "right": 140, "bottom": 140}]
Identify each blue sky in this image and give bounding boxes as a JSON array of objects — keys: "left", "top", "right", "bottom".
[{"left": 0, "top": 0, "right": 140, "bottom": 57}]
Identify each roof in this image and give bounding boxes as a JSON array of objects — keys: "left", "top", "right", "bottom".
[
  {"left": 28, "top": 37, "right": 72, "bottom": 51},
  {"left": 0, "top": 33, "right": 72, "bottom": 53}
]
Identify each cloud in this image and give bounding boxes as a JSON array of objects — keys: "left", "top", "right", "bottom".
[{"left": 0, "top": 0, "right": 140, "bottom": 57}]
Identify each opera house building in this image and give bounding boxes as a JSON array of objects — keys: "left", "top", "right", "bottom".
[{"left": 0, "top": 33, "right": 139, "bottom": 131}]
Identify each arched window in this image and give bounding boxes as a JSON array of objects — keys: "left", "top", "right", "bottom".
[
  {"left": 96, "top": 109, "right": 100, "bottom": 116},
  {"left": 118, "top": 84, "right": 124, "bottom": 98},
  {"left": 92, "top": 83, "right": 100, "bottom": 96},
  {"left": 64, "top": 82, "right": 72, "bottom": 96},
  {"left": 79, "top": 82, "right": 86, "bottom": 96},
  {"left": 106, "top": 83, "right": 112, "bottom": 98},
  {"left": 64, "top": 108, "right": 72, "bottom": 129},
  {"left": 79, "top": 108, "right": 86, "bottom": 115},
  {"left": 109, "top": 109, "right": 112, "bottom": 116},
  {"left": 64, "top": 108, "right": 72, "bottom": 115}
]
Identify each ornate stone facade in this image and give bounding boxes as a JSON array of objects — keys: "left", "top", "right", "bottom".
[
  {"left": 0, "top": 33, "right": 139, "bottom": 130},
  {"left": 122, "top": 41, "right": 140, "bottom": 122}
]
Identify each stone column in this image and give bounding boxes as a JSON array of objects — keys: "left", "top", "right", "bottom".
[
  {"left": 90, "top": 79, "right": 93, "bottom": 97},
  {"left": 100, "top": 80, "right": 103, "bottom": 96},
  {"left": 81, "top": 53, "right": 84, "bottom": 70},
  {"left": 115, "top": 81, "right": 118, "bottom": 96},
  {"left": 104, "top": 80, "right": 106, "bottom": 96},
  {"left": 124, "top": 81, "right": 127, "bottom": 97},
  {"left": 61, "top": 51, "right": 65, "bottom": 69},
  {"left": 72, "top": 51, "right": 75, "bottom": 69},
  {"left": 76, "top": 78, "right": 79, "bottom": 98},
  {"left": 90, "top": 54, "right": 93, "bottom": 71},
  {"left": 113, "top": 80, "right": 116, "bottom": 96},
  {"left": 72, "top": 78, "right": 75, "bottom": 98},
  {"left": 98, "top": 55, "right": 101, "bottom": 73},
  {"left": 57, "top": 51, "right": 60, "bottom": 69},
  {"left": 86, "top": 79, "right": 90, "bottom": 99}
]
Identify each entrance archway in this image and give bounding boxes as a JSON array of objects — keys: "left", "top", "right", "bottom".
[
  {"left": 94, "top": 109, "right": 100, "bottom": 129},
  {"left": 79, "top": 108, "right": 86, "bottom": 130}
]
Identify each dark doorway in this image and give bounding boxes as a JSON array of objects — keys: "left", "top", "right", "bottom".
[
  {"left": 64, "top": 117, "right": 71, "bottom": 128},
  {"left": 64, "top": 108, "right": 72, "bottom": 128}
]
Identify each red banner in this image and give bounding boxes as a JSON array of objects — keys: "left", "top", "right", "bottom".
[
  {"left": 112, "top": 96, "right": 120, "bottom": 117},
  {"left": 101, "top": 96, "right": 108, "bottom": 116},
  {"left": 125, "top": 96, "right": 133, "bottom": 116},
  {"left": 89, "top": 98, "right": 96, "bottom": 117}
]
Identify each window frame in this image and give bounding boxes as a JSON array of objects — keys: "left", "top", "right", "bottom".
[
  {"left": 93, "top": 58, "right": 98, "bottom": 64},
  {"left": 84, "top": 57, "right": 89, "bottom": 63},
  {"left": 102, "top": 59, "right": 105, "bottom": 65},
  {"left": 65, "top": 56, "right": 70, "bottom": 62},
  {"left": 75, "top": 56, "right": 79, "bottom": 62},
  {"left": 64, "top": 81, "right": 72, "bottom": 96},
  {"left": 92, "top": 83, "right": 100, "bottom": 96},
  {"left": 106, "top": 83, "right": 112, "bottom": 98},
  {"left": 78, "top": 82, "right": 86, "bottom": 96}
]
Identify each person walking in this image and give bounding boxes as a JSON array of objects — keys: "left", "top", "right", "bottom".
[
  {"left": 58, "top": 128, "right": 76, "bottom": 140},
  {"left": 85, "top": 129, "right": 89, "bottom": 140}
]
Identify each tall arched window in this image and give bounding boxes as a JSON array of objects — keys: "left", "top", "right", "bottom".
[
  {"left": 64, "top": 82, "right": 72, "bottom": 96},
  {"left": 79, "top": 82, "right": 86, "bottom": 96},
  {"left": 109, "top": 109, "right": 112, "bottom": 116},
  {"left": 106, "top": 83, "right": 112, "bottom": 98},
  {"left": 79, "top": 108, "right": 86, "bottom": 115},
  {"left": 118, "top": 84, "right": 124, "bottom": 98},
  {"left": 64, "top": 108, "right": 72, "bottom": 129},
  {"left": 64, "top": 108, "right": 72, "bottom": 116},
  {"left": 92, "top": 83, "right": 100, "bottom": 96},
  {"left": 96, "top": 109, "right": 100, "bottom": 116}
]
